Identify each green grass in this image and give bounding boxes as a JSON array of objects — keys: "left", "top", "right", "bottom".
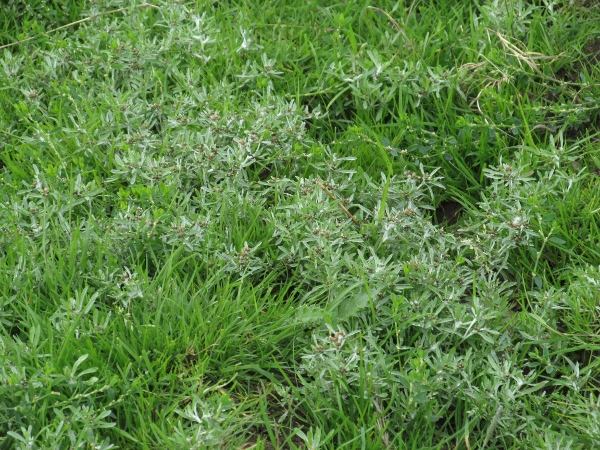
[{"left": 1, "top": 0, "right": 600, "bottom": 448}]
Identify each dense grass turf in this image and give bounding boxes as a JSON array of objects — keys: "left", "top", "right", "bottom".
[{"left": 1, "top": 0, "right": 600, "bottom": 448}]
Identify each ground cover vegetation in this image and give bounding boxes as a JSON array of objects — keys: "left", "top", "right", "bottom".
[{"left": 1, "top": 0, "right": 599, "bottom": 448}]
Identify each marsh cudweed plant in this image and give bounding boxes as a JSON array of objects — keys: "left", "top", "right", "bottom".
[
  {"left": 170, "top": 393, "right": 236, "bottom": 449},
  {"left": 292, "top": 136, "right": 589, "bottom": 443},
  {"left": 1, "top": 0, "right": 598, "bottom": 447}
]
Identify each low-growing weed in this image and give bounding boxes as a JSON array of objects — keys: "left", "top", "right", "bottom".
[{"left": 1, "top": 0, "right": 599, "bottom": 448}]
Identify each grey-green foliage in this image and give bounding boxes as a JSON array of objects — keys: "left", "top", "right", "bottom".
[
  {"left": 293, "top": 139, "right": 596, "bottom": 445},
  {"left": 1, "top": 0, "right": 599, "bottom": 448}
]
